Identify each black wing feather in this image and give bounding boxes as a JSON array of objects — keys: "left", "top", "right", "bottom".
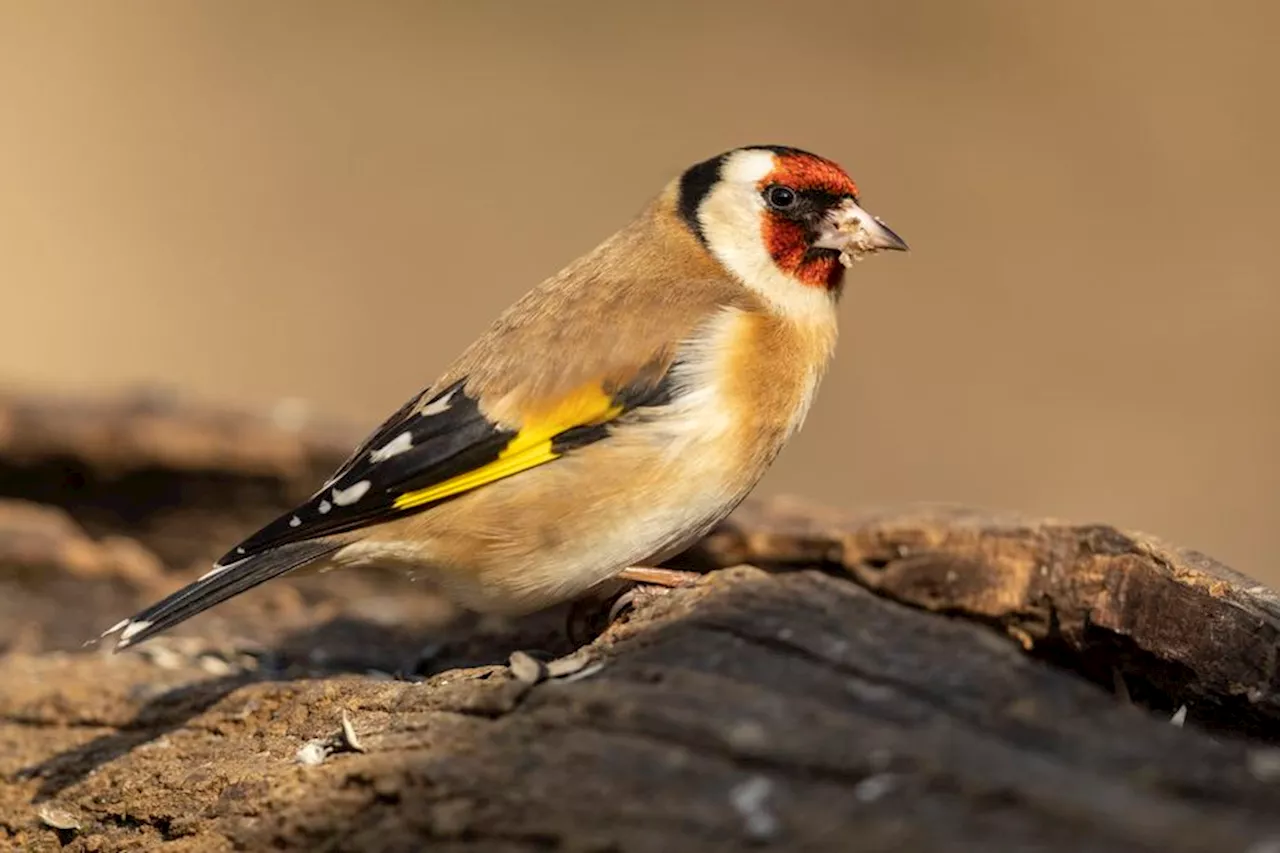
[
  {"left": 323, "top": 385, "right": 432, "bottom": 486},
  {"left": 110, "top": 539, "right": 342, "bottom": 649},
  {"left": 215, "top": 368, "right": 676, "bottom": 566},
  {"left": 217, "top": 379, "right": 512, "bottom": 563},
  {"left": 100, "top": 367, "right": 677, "bottom": 651}
]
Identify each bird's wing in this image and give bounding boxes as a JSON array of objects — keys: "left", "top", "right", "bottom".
[
  {"left": 104, "top": 363, "right": 683, "bottom": 650},
  {"left": 98, "top": 208, "right": 752, "bottom": 650},
  {"left": 101, "top": 348, "right": 686, "bottom": 650},
  {"left": 214, "top": 360, "right": 677, "bottom": 567},
  {"left": 216, "top": 255, "right": 749, "bottom": 568}
]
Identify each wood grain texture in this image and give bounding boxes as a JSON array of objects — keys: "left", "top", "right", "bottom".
[
  {"left": 690, "top": 496, "right": 1280, "bottom": 742},
  {"left": 1, "top": 390, "right": 1279, "bottom": 851}
]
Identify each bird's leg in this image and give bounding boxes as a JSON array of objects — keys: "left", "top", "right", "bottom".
[
  {"left": 564, "top": 567, "right": 703, "bottom": 644},
  {"left": 615, "top": 566, "right": 703, "bottom": 587},
  {"left": 604, "top": 566, "right": 705, "bottom": 625}
]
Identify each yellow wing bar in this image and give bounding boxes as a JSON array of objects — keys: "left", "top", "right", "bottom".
[{"left": 392, "top": 384, "right": 623, "bottom": 511}]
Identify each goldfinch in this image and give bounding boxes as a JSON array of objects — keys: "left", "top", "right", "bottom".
[{"left": 99, "top": 145, "right": 906, "bottom": 651}]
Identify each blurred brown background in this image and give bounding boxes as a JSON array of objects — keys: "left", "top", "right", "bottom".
[{"left": 0, "top": 1, "right": 1275, "bottom": 581}]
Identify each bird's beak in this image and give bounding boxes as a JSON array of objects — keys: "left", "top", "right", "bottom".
[{"left": 813, "top": 199, "right": 908, "bottom": 264}]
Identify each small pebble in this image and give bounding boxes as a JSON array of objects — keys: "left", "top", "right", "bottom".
[
  {"left": 296, "top": 710, "right": 368, "bottom": 765},
  {"left": 853, "top": 773, "right": 897, "bottom": 803},
  {"left": 545, "top": 649, "right": 593, "bottom": 679},
  {"left": 729, "top": 775, "right": 779, "bottom": 841},
  {"left": 295, "top": 741, "right": 329, "bottom": 766},
  {"left": 140, "top": 646, "right": 185, "bottom": 671},
  {"left": 557, "top": 662, "right": 605, "bottom": 683},
  {"left": 37, "top": 804, "right": 81, "bottom": 832},
  {"left": 509, "top": 650, "right": 547, "bottom": 685},
  {"left": 341, "top": 710, "right": 366, "bottom": 753},
  {"left": 198, "top": 654, "right": 233, "bottom": 676}
]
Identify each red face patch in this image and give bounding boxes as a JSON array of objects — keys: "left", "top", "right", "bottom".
[
  {"left": 758, "top": 152, "right": 858, "bottom": 289},
  {"left": 764, "top": 151, "right": 859, "bottom": 199}
]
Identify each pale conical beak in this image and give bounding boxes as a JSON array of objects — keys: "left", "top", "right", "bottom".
[{"left": 812, "top": 199, "right": 908, "bottom": 263}]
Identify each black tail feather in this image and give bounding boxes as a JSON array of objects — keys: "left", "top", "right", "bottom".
[{"left": 97, "top": 539, "right": 342, "bottom": 651}]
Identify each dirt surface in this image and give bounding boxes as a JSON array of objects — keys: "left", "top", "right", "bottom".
[{"left": 3, "top": 390, "right": 1280, "bottom": 852}]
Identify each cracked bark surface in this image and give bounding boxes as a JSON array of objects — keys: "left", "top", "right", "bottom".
[{"left": 1, "top": 389, "right": 1279, "bottom": 852}]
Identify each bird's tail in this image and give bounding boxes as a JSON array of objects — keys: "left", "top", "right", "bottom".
[{"left": 95, "top": 539, "right": 342, "bottom": 652}]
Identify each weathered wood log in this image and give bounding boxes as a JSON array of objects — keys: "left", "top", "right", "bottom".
[
  {"left": 690, "top": 497, "right": 1280, "bottom": 743},
  {"left": 0, "top": 387, "right": 359, "bottom": 570},
  {"left": 1, "top": 390, "right": 1279, "bottom": 851}
]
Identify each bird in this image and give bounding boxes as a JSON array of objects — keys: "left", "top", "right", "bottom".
[{"left": 97, "top": 144, "right": 907, "bottom": 652}]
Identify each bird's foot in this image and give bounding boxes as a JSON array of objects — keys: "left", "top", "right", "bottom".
[
  {"left": 565, "top": 566, "right": 704, "bottom": 644},
  {"left": 607, "top": 566, "right": 704, "bottom": 622}
]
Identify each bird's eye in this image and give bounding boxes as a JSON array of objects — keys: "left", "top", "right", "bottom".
[{"left": 764, "top": 185, "right": 797, "bottom": 210}]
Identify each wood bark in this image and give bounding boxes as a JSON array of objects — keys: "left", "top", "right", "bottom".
[{"left": 1, "top": 389, "right": 1278, "bottom": 852}]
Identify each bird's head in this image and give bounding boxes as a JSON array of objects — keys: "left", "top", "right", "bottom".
[{"left": 677, "top": 145, "right": 906, "bottom": 307}]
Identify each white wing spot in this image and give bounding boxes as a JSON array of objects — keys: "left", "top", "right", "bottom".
[
  {"left": 198, "top": 555, "right": 247, "bottom": 582},
  {"left": 198, "top": 563, "right": 231, "bottom": 582},
  {"left": 332, "top": 481, "right": 371, "bottom": 506},
  {"left": 101, "top": 618, "right": 129, "bottom": 638},
  {"left": 236, "top": 547, "right": 246, "bottom": 555},
  {"left": 318, "top": 499, "right": 332, "bottom": 514},
  {"left": 369, "top": 431, "right": 413, "bottom": 463},
  {"left": 289, "top": 515, "right": 302, "bottom": 527},
  {"left": 420, "top": 390, "right": 455, "bottom": 417},
  {"left": 120, "top": 620, "right": 152, "bottom": 642}
]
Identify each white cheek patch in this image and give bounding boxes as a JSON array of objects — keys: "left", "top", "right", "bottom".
[
  {"left": 332, "top": 480, "right": 372, "bottom": 506},
  {"left": 698, "top": 150, "right": 837, "bottom": 325}
]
